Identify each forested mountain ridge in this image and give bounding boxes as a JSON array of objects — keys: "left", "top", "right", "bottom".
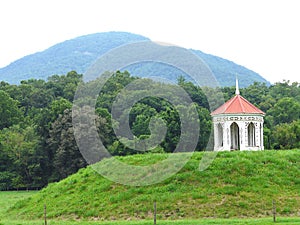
[
  {"left": 0, "top": 32, "right": 269, "bottom": 86},
  {"left": 0, "top": 32, "right": 149, "bottom": 84}
]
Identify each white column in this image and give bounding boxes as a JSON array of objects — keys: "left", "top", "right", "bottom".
[
  {"left": 238, "top": 121, "right": 246, "bottom": 150},
  {"left": 223, "top": 123, "right": 231, "bottom": 150},
  {"left": 260, "top": 122, "right": 264, "bottom": 150},
  {"left": 213, "top": 123, "right": 218, "bottom": 150}
]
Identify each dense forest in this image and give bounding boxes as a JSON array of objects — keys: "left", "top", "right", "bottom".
[{"left": 0, "top": 71, "right": 299, "bottom": 190}]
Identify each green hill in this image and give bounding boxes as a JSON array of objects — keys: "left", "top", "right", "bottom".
[
  {"left": 0, "top": 32, "right": 270, "bottom": 87},
  {"left": 6, "top": 150, "right": 300, "bottom": 221}
]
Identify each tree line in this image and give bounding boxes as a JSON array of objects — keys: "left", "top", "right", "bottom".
[{"left": 0, "top": 71, "right": 299, "bottom": 190}]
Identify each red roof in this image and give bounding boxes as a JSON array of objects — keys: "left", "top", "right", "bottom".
[{"left": 211, "top": 94, "right": 265, "bottom": 115}]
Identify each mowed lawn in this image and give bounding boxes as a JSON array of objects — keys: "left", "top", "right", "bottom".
[
  {"left": 1, "top": 191, "right": 300, "bottom": 225},
  {"left": 0, "top": 191, "right": 36, "bottom": 216}
]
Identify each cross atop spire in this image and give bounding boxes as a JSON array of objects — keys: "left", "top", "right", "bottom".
[{"left": 235, "top": 76, "right": 240, "bottom": 95}]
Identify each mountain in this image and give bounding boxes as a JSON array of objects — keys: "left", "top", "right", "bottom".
[{"left": 0, "top": 32, "right": 270, "bottom": 87}]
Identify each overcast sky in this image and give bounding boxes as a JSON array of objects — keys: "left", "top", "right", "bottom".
[{"left": 0, "top": 0, "right": 299, "bottom": 84}]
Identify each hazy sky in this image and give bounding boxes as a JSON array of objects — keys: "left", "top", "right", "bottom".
[{"left": 0, "top": 0, "right": 299, "bottom": 83}]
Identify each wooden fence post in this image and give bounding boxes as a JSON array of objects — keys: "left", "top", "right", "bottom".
[
  {"left": 44, "top": 204, "right": 47, "bottom": 225},
  {"left": 154, "top": 201, "right": 157, "bottom": 225},
  {"left": 272, "top": 200, "right": 276, "bottom": 223}
]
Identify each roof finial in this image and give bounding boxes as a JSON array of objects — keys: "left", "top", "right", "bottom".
[{"left": 235, "top": 75, "right": 240, "bottom": 95}]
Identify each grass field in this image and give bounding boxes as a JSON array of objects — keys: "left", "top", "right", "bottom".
[
  {"left": 0, "top": 191, "right": 36, "bottom": 217},
  {"left": 1, "top": 150, "right": 300, "bottom": 224},
  {"left": 0, "top": 191, "right": 299, "bottom": 225},
  {"left": 1, "top": 219, "right": 300, "bottom": 225}
]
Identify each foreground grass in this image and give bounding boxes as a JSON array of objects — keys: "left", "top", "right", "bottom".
[
  {"left": 0, "top": 191, "right": 36, "bottom": 217},
  {"left": 4, "top": 150, "right": 300, "bottom": 221},
  {"left": 1, "top": 218, "right": 300, "bottom": 225}
]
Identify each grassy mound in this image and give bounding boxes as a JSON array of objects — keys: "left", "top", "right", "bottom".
[{"left": 6, "top": 150, "right": 300, "bottom": 221}]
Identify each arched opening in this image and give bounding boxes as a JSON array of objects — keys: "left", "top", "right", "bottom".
[
  {"left": 230, "top": 122, "right": 240, "bottom": 150},
  {"left": 217, "top": 123, "right": 223, "bottom": 147},
  {"left": 248, "top": 122, "right": 256, "bottom": 147}
]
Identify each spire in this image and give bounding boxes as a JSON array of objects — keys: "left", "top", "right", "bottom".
[{"left": 235, "top": 76, "right": 240, "bottom": 95}]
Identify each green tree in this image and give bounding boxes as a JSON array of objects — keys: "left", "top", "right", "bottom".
[
  {"left": 272, "top": 120, "right": 300, "bottom": 149},
  {"left": 46, "top": 71, "right": 82, "bottom": 101},
  {"left": 269, "top": 81, "right": 300, "bottom": 101},
  {"left": 243, "top": 82, "right": 269, "bottom": 107},
  {"left": 267, "top": 97, "right": 300, "bottom": 126},
  {"left": 0, "top": 90, "right": 22, "bottom": 129},
  {"left": 48, "top": 109, "right": 87, "bottom": 181},
  {"left": 0, "top": 125, "right": 41, "bottom": 189},
  {"left": 178, "top": 80, "right": 209, "bottom": 109}
]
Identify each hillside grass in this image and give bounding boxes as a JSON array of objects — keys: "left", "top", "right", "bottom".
[
  {"left": 0, "top": 191, "right": 37, "bottom": 225},
  {"left": 0, "top": 192, "right": 299, "bottom": 225},
  {"left": 4, "top": 150, "right": 300, "bottom": 222},
  {"left": 0, "top": 191, "right": 36, "bottom": 217},
  {"left": 1, "top": 218, "right": 300, "bottom": 225}
]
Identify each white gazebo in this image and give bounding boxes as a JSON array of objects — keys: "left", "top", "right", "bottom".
[{"left": 211, "top": 79, "right": 265, "bottom": 151}]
